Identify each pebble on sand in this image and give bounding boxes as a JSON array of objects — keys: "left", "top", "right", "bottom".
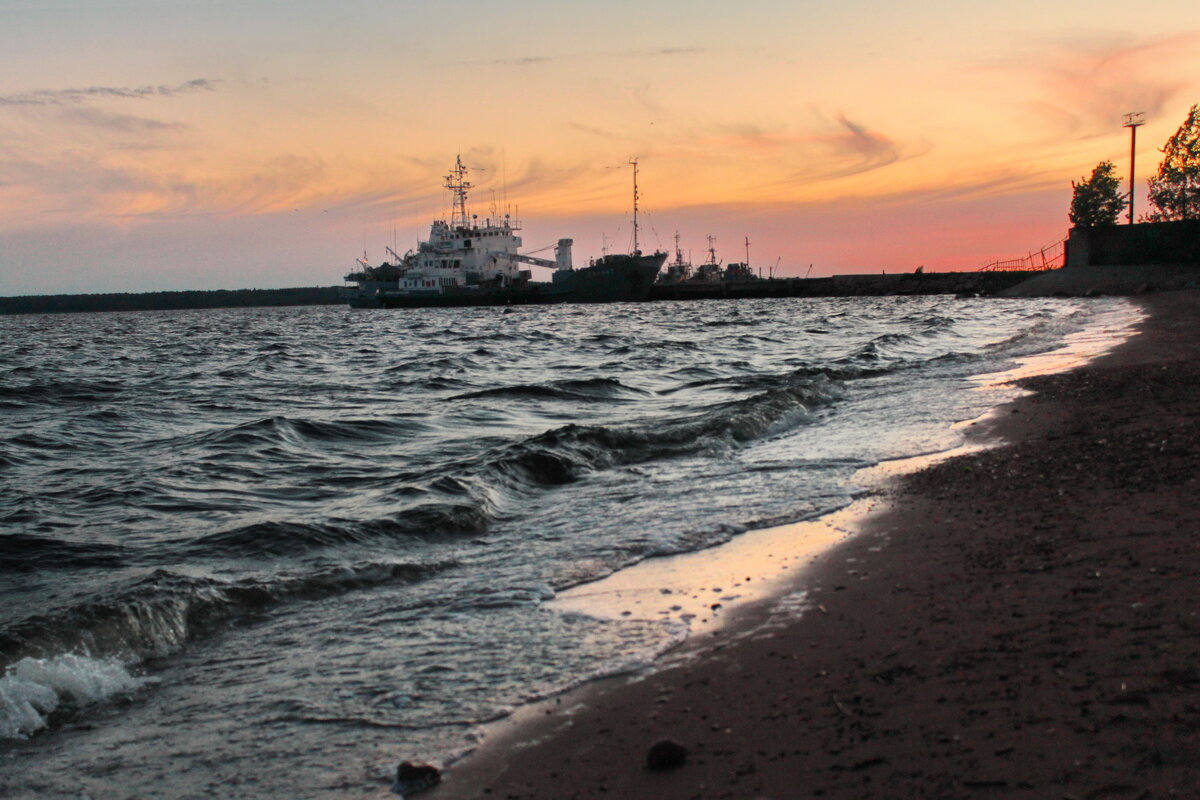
[{"left": 645, "top": 738, "right": 689, "bottom": 771}]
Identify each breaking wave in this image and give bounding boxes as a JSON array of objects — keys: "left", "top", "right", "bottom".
[
  {"left": 481, "top": 376, "right": 840, "bottom": 488},
  {"left": 0, "top": 654, "right": 152, "bottom": 740}
]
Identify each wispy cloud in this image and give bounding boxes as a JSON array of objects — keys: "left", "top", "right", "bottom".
[
  {"left": 0, "top": 78, "right": 219, "bottom": 107},
  {"left": 484, "top": 46, "right": 704, "bottom": 67},
  {"left": 3, "top": 152, "right": 149, "bottom": 204},
  {"left": 631, "top": 82, "right": 663, "bottom": 114},
  {"left": 668, "top": 113, "right": 906, "bottom": 183},
  {"left": 58, "top": 107, "right": 183, "bottom": 133},
  {"left": 489, "top": 56, "right": 553, "bottom": 66},
  {"left": 568, "top": 121, "right": 618, "bottom": 139},
  {"left": 827, "top": 113, "right": 900, "bottom": 172},
  {"left": 0, "top": 144, "right": 335, "bottom": 225},
  {"left": 985, "top": 32, "right": 1200, "bottom": 138}
]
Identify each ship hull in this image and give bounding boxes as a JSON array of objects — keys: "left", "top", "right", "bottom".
[{"left": 368, "top": 252, "right": 665, "bottom": 309}]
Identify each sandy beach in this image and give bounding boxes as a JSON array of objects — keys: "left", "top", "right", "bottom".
[{"left": 434, "top": 290, "right": 1200, "bottom": 799}]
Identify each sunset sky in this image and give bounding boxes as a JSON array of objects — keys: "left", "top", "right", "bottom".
[{"left": 1, "top": 0, "right": 1198, "bottom": 295}]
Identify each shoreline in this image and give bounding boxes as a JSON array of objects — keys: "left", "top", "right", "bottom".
[{"left": 430, "top": 291, "right": 1200, "bottom": 799}]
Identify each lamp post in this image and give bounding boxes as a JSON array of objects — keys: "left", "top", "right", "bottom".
[{"left": 1123, "top": 112, "right": 1145, "bottom": 224}]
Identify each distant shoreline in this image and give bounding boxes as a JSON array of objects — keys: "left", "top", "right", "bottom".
[{"left": 0, "top": 286, "right": 344, "bottom": 315}]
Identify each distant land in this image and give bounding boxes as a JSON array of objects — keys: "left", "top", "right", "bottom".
[{"left": 0, "top": 286, "right": 344, "bottom": 315}]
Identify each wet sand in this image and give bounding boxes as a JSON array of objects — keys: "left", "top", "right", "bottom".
[{"left": 434, "top": 291, "right": 1200, "bottom": 800}]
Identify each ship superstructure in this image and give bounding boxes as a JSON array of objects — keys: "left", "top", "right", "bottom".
[
  {"left": 659, "top": 231, "right": 694, "bottom": 284},
  {"left": 691, "top": 234, "right": 723, "bottom": 282},
  {"left": 394, "top": 157, "right": 572, "bottom": 294},
  {"left": 344, "top": 155, "right": 661, "bottom": 308},
  {"left": 723, "top": 236, "right": 758, "bottom": 280},
  {"left": 655, "top": 232, "right": 763, "bottom": 285}
]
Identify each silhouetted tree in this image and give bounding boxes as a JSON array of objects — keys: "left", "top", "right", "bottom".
[
  {"left": 1146, "top": 103, "right": 1200, "bottom": 221},
  {"left": 1069, "top": 160, "right": 1126, "bottom": 227}
]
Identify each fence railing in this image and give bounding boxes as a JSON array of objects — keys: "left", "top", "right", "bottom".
[{"left": 978, "top": 238, "right": 1065, "bottom": 272}]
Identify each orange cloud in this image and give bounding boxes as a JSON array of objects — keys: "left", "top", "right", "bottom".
[{"left": 984, "top": 31, "right": 1200, "bottom": 140}]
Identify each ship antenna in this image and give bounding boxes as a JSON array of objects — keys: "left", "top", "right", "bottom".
[
  {"left": 745, "top": 236, "right": 750, "bottom": 267},
  {"left": 445, "top": 155, "right": 472, "bottom": 230},
  {"left": 629, "top": 157, "right": 640, "bottom": 256}
]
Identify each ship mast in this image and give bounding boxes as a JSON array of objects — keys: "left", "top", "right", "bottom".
[
  {"left": 445, "top": 155, "right": 472, "bottom": 230},
  {"left": 629, "top": 157, "right": 640, "bottom": 256},
  {"left": 674, "top": 230, "right": 684, "bottom": 266}
]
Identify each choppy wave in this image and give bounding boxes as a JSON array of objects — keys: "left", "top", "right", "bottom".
[
  {"left": 0, "top": 533, "right": 129, "bottom": 572},
  {"left": 451, "top": 377, "right": 647, "bottom": 402},
  {"left": 0, "top": 560, "right": 454, "bottom": 668},
  {"left": 0, "top": 379, "right": 127, "bottom": 408},
  {"left": 184, "top": 506, "right": 491, "bottom": 557},
  {"left": 191, "top": 415, "right": 428, "bottom": 449},
  {"left": 481, "top": 377, "right": 838, "bottom": 489}
]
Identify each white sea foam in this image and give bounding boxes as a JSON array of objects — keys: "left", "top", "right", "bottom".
[{"left": 0, "top": 654, "right": 151, "bottom": 739}]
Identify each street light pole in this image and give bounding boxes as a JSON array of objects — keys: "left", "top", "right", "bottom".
[{"left": 1123, "top": 112, "right": 1145, "bottom": 224}]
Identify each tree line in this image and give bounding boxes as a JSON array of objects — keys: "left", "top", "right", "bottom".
[
  {"left": 0, "top": 286, "right": 344, "bottom": 315},
  {"left": 1070, "top": 104, "right": 1200, "bottom": 227}
]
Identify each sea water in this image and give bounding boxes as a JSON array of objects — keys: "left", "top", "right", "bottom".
[{"left": 0, "top": 296, "right": 1138, "bottom": 797}]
